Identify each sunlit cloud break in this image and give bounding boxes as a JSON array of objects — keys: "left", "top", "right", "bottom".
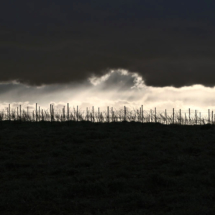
[{"left": 0, "top": 69, "right": 215, "bottom": 117}]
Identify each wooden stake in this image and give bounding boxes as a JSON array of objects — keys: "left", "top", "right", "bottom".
[
  {"left": 139, "top": 107, "right": 141, "bottom": 122},
  {"left": 77, "top": 106, "right": 78, "bottom": 122},
  {"left": 107, "top": 106, "right": 109, "bottom": 123},
  {"left": 9, "top": 104, "right": 10, "bottom": 121},
  {"left": 52, "top": 105, "right": 54, "bottom": 122},
  {"left": 124, "top": 106, "right": 126, "bottom": 121},
  {"left": 165, "top": 109, "right": 167, "bottom": 125},
  {"left": 150, "top": 109, "right": 152, "bottom": 122},
  {"left": 67, "top": 103, "right": 69, "bottom": 121},
  {"left": 50, "top": 104, "right": 52, "bottom": 122},
  {"left": 155, "top": 107, "right": 157, "bottom": 123},
  {"left": 195, "top": 110, "right": 197, "bottom": 125},
  {"left": 173, "top": 108, "right": 174, "bottom": 124},
  {"left": 200, "top": 112, "right": 201, "bottom": 125},
  {"left": 189, "top": 108, "right": 190, "bottom": 123},
  {"left": 20, "top": 105, "right": 21, "bottom": 121},
  {"left": 36, "top": 103, "right": 37, "bottom": 122},
  {"left": 141, "top": 105, "right": 143, "bottom": 123},
  {"left": 111, "top": 107, "right": 113, "bottom": 122},
  {"left": 180, "top": 109, "right": 181, "bottom": 125},
  {"left": 92, "top": 106, "right": 94, "bottom": 123},
  {"left": 208, "top": 109, "right": 210, "bottom": 124}
]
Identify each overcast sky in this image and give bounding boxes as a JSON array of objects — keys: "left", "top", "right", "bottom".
[{"left": 0, "top": 0, "right": 215, "bottom": 117}]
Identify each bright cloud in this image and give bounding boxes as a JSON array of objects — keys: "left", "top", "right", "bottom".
[{"left": 0, "top": 69, "right": 214, "bottom": 119}]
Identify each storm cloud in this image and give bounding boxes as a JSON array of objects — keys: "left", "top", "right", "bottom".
[{"left": 1, "top": 0, "right": 215, "bottom": 88}]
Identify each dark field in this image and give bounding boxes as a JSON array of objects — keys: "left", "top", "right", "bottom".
[{"left": 1, "top": 121, "right": 215, "bottom": 215}]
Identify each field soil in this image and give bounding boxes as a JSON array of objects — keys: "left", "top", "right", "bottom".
[{"left": 1, "top": 121, "right": 215, "bottom": 215}]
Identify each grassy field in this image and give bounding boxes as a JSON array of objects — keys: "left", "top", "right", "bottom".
[{"left": 1, "top": 121, "right": 215, "bottom": 215}]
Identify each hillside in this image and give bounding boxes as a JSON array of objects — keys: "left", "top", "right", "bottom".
[{"left": 0, "top": 121, "right": 215, "bottom": 215}]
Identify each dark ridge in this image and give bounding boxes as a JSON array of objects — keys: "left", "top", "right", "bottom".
[
  {"left": 200, "top": 123, "right": 215, "bottom": 130},
  {"left": 0, "top": 119, "right": 215, "bottom": 214}
]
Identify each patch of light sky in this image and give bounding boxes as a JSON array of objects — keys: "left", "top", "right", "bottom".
[{"left": 0, "top": 69, "right": 215, "bottom": 118}]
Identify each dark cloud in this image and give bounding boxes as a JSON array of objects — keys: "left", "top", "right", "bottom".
[{"left": 1, "top": 0, "right": 215, "bottom": 87}]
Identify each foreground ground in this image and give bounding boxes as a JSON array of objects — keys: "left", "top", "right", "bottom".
[{"left": 0, "top": 121, "right": 215, "bottom": 215}]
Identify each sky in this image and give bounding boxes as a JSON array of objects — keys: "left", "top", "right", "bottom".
[{"left": 0, "top": 0, "right": 215, "bottom": 119}]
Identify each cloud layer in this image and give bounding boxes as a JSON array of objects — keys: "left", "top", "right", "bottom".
[{"left": 0, "top": 69, "right": 215, "bottom": 119}]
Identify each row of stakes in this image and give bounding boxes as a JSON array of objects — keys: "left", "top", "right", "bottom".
[{"left": 1, "top": 103, "right": 215, "bottom": 125}]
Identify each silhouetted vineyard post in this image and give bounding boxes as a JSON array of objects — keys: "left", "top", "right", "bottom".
[
  {"left": 77, "top": 106, "right": 78, "bottom": 122},
  {"left": 150, "top": 109, "right": 152, "bottom": 122},
  {"left": 165, "top": 109, "right": 167, "bottom": 124},
  {"left": 39, "top": 106, "right": 40, "bottom": 121},
  {"left": 20, "top": 105, "right": 21, "bottom": 121},
  {"left": 92, "top": 106, "right": 94, "bottom": 122},
  {"left": 124, "top": 106, "right": 126, "bottom": 121},
  {"left": 52, "top": 105, "right": 54, "bottom": 121},
  {"left": 199, "top": 112, "right": 201, "bottom": 125},
  {"left": 8, "top": 104, "right": 10, "bottom": 121},
  {"left": 180, "top": 109, "right": 181, "bottom": 124},
  {"left": 61, "top": 107, "right": 63, "bottom": 121},
  {"left": 195, "top": 110, "right": 197, "bottom": 124},
  {"left": 36, "top": 103, "right": 38, "bottom": 122},
  {"left": 64, "top": 106, "right": 66, "bottom": 121},
  {"left": 139, "top": 107, "right": 141, "bottom": 122},
  {"left": 172, "top": 108, "right": 174, "bottom": 124},
  {"left": 67, "top": 103, "right": 69, "bottom": 121},
  {"left": 50, "top": 104, "right": 52, "bottom": 122},
  {"left": 208, "top": 109, "right": 210, "bottom": 124},
  {"left": 61, "top": 106, "right": 63, "bottom": 121},
  {"left": 107, "top": 106, "right": 109, "bottom": 123},
  {"left": 155, "top": 107, "right": 157, "bottom": 123},
  {"left": 189, "top": 108, "right": 190, "bottom": 124},
  {"left": 141, "top": 105, "right": 143, "bottom": 123},
  {"left": 111, "top": 107, "right": 113, "bottom": 122}
]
